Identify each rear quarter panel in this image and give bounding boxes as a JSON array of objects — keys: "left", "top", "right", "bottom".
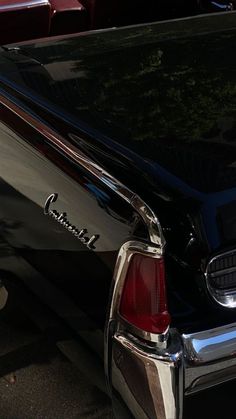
[{"left": 0, "top": 97, "right": 150, "bottom": 359}]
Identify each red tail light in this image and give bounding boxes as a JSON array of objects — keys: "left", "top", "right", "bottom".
[{"left": 119, "top": 254, "right": 170, "bottom": 334}]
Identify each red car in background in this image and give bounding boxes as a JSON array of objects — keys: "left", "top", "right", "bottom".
[
  {"left": 0, "top": 0, "right": 87, "bottom": 44},
  {"left": 0, "top": 0, "right": 235, "bottom": 47}
]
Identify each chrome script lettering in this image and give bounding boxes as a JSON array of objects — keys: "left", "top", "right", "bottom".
[{"left": 44, "top": 193, "right": 99, "bottom": 250}]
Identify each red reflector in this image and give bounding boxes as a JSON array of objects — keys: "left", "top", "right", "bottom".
[{"left": 119, "top": 254, "right": 170, "bottom": 334}]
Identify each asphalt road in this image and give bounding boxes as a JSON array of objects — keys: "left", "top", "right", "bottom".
[
  {"left": 0, "top": 284, "right": 113, "bottom": 419},
  {"left": 0, "top": 348, "right": 112, "bottom": 419},
  {"left": 0, "top": 335, "right": 235, "bottom": 419}
]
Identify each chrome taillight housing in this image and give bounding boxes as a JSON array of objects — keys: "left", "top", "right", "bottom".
[{"left": 109, "top": 241, "right": 170, "bottom": 345}]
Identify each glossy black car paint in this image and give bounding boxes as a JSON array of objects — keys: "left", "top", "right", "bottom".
[{"left": 1, "top": 13, "right": 236, "bottom": 376}]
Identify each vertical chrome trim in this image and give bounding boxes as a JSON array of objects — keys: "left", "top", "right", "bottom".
[
  {"left": 111, "top": 332, "right": 183, "bottom": 419},
  {"left": 108, "top": 240, "right": 167, "bottom": 344},
  {"left": 104, "top": 241, "right": 168, "bottom": 388},
  {"left": 105, "top": 240, "right": 169, "bottom": 388},
  {"left": 104, "top": 240, "right": 179, "bottom": 419},
  {"left": 0, "top": 94, "right": 165, "bottom": 249}
]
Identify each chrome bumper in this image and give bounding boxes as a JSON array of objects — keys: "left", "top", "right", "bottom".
[{"left": 107, "top": 322, "right": 236, "bottom": 419}]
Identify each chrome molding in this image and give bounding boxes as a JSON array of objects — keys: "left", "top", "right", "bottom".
[
  {"left": 104, "top": 241, "right": 170, "bottom": 400},
  {"left": 183, "top": 321, "right": 236, "bottom": 394},
  {"left": 183, "top": 322, "right": 236, "bottom": 365},
  {"left": 210, "top": 1, "right": 233, "bottom": 10},
  {"left": 111, "top": 332, "right": 183, "bottom": 419},
  {"left": 205, "top": 249, "right": 236, "bottom": 308},
  {"left": 0, "top": 94, "right": 165, "bottom": 250},
  {"left": 107, "top": 317, "right": 236, "bottom": 419},
  {"left": 0, "top": 0, "right": 50, "bottom": 11}
]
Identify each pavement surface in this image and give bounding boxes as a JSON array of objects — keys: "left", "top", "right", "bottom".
[
  {"left": 0, "top": 348, "right": 112, "bottom": 419},
  {"left": 0, "top": 285, "right": 113, "bottom": 419}
]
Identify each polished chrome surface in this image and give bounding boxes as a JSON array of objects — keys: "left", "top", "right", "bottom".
[
  {"left": 111, "top": 332, "right": 183, "bottom": 419},
  {"left": 205, "top": 249, "right": 236, "bottom": 307},
  {"left": 0, "top": 0, "right": 50, "bottom": 11},
  {"left": 185, "top": 360, "right": 236, "bottom": 397},
  {"left": 185, "top": 353, "right": 236, "bottom": 394},
  {"left": 0, "top": 94, "right": 165, "bottom": 250},
  {"left": 108, "top": 317, "right": 236, "bottom": 419},
  {"left": 109, "top": 321, "right": 236, "bottom": 418},
  {"left": 108, "top": 250, "right": 236, "bottom": 417},
  {"left": 210, "top": 1, "right": 233, "bottom": 10},
  {"left": 183, "top": 322, "right": 236, "bottom": 393},
  {"left": 183, "top": 322, "right": 236, "bottom": 364},
  {"left": 105, "top": 239, "right": 175, "bottom": 419}
]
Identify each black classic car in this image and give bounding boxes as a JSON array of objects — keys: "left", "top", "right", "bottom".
[{"left": 1, "top": 11, "right": 236, "bottom": 419}]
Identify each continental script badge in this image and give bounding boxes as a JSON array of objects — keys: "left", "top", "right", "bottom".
[{"left": 44, "top": 193, "right": 99, "bottom": 250}]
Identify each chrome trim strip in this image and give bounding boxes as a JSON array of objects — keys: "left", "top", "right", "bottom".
[
  {"left": 110, "top": 330, "right": 183, "bottom": 419},
  {"left": 206, "top": 249, "right": 236, "bottom": 272},
  {"left": 107, "top": 320, "right": 236, "bottom": 418},
  {"left": 0, "top": 0, "right": 50, "bottom": 11},
  {"left": 210, "top": 1, "right": 233, "bottom": 10},
  {"left": 108, "top": 319, "right": 236, "bottom": 418},
  {"left": 210, "top": 266, "right": 236, "bottom": 278},
  {"left": 185, "top": 360, "right": 236, "bottom": 394},
  {"left": 183, "top": 322, "right": 236, "bottom": 393},
  {"left": 205, "top": 249, "right": 236, "bottom": 308},
  {"left": 105, "top": 240, "right": 170, "bottom": 403},
  {"left": 0, "top": 94, "right": 165, "bottom": 250},
  {"left": 183, "top": 322, "right": 236, "bottom": 365}
]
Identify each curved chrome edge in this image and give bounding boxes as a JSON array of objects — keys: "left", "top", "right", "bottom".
[
  {"left": 109, "top": 331, "right": 183, "bottom": 419},
  {"left": 210, "top": 1, "right": 233, "bottom": 10},
  {"left": 106, "top": 318, "right": 236, "bottom": 419},
  {"left": 183, "top": 321, "right": 236, "bottom": 365},
  {"left": 108, "top": 320, "right": 236, "bottom": 418},
  {"left": 108, "top": 240, "right": 167, "bottom": 345},
  {"left": 104, "top": 239, "right": 174, "bottom": 418},
  {"left": 106, "top": 243, "right": 236, "bottom": 418},
  {"left": 0, "top": 94, "right": 165, "bottom": 250},
  {"left": 205, "top": 249, "right": 236, "bottom": 308},
  {"left": 0, "top": 0, "right": 50, "bottom": 11},
  {"left": 183, "top": 321, "right": 236, "bottom": 394}
]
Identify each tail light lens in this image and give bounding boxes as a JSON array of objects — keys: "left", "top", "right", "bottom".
[{"left": 119, "top": 254, "right": 170, "bottom": 334}]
